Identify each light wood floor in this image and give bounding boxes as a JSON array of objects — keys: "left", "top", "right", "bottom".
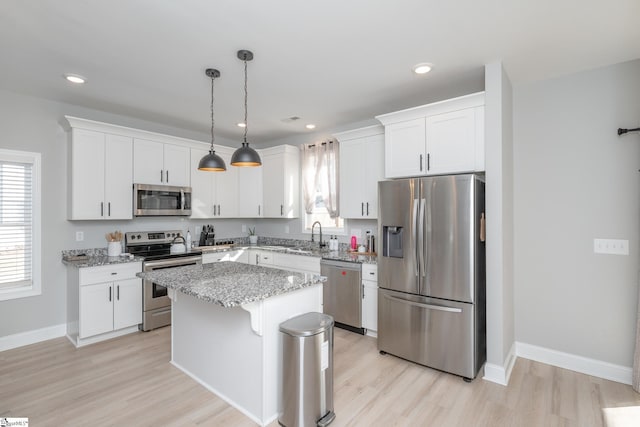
[{"left": 1, "top": 327, "right": 639, "bottom": 426}]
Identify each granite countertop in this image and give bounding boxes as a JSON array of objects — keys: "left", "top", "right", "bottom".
[
  {"left": 61, "top": 248, "right": 143, "bottom": 268},
  {"left": 195, "top": 244, "right": 377, "bottom": 264},
  {"left": 137, "top": 262, "right": 325, "bottom": 307}
]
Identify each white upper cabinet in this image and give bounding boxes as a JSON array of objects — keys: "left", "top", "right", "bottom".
[
  {"left": 133, "top": 138, "right": 190, "bottom": 186},
  {"left": 214, "top": 148, "right": 238, "bottom": 218},
  {"left": 334, "top": 125, "right": 385, "bottom": 219},
  {"left": 262, "top": 145, "right": 300, "bottom": 218},
  {"left": 238, "top": 164, "right": 263, "bottom": 218},
  {"left": 190, "top": 146, "right": 238, "bottom": 218},
  {"left": 190, "top": 147, "right": 215, "bottom": 218},
  {"left": 376, "top": 92, "right": 485, "bottom": 178},
  {"left": 67, "top": 126, "right": 133, "bottom": 220}
]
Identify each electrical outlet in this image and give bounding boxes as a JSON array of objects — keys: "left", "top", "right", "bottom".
[
  {"left": 285, "top": 225, "right": 290, "bottom": 234},
  {"left": 242, "top": 224, "right": 247, "bottom": 233},
  {"left": 593, "top": 238, "right": 629, "bottom": 255},
  {"left": 75, "top": 231, "right": 84, "bottom": 242}
]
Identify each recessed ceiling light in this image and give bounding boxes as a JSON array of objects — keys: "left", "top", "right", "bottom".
[
  {"left": 237, "top": 122, "right": 246, "bottom": 128},
  {"left": 412, "top": 63, "right": 433, "bottom": 75},
  {"left": 305, "top": 124, "right": 316, "bottom": 130},
  {"left": 64, "top": 74, "right": 86, "bottom": 84}
]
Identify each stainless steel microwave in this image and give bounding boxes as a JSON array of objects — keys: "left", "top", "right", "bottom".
[{"left": 133, "top": 184, "right": 192, "bottom": 216}]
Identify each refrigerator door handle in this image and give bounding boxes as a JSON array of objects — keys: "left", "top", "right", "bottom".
[
  {"left": 383, "top": 294, "right": 462, "bottom": 313},
  {"left": 413, "top": 198, "right": 419, "bottom": 277},
  {"left": 418, "top": 198, "right": 426, "bottom": 278}
]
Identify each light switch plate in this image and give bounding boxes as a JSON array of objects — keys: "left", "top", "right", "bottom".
[
  {"left": 593, "top": 238, "right": 629, "bottom": 255},
  {"left": 75, "top": 231, "right": 84, "bottom": 242}
]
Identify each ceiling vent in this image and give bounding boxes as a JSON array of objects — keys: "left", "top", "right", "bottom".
[{"left": 281, "top": 116, "right": 301, "bottom": 123}]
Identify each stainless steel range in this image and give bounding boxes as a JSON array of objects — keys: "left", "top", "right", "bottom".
[{"left": 125, "top": 230, "right": 202, "bottom": 331}]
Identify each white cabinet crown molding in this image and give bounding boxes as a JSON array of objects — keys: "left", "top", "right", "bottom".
[
  {"left": 259, "top": 144, "right": 299, "bottom": 156},
  {"left": 375, "top": 92, "right": 485, "bottom": 125},
  {"left": 333, "top": 124, "right": 384, "bottom": 141},
  {"left": 64, "top": 116, "right": 212, "bottom": 151}
]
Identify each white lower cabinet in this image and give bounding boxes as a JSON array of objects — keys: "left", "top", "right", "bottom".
[
  {"left": 362, "top": 263, "right": 378, "bottom": 334},
  {"left": 272, "top": 253, "right": 321, "bottom": 275},
  {"left": 67, "top": 262, "right": 142, "bottom": 347},
  {"left": 249, "top": 249, "right": 275, "bottom": 266}
]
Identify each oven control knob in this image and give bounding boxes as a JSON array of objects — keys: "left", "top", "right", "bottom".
[
  {"left": 137, "top": 234, "right": 142, "bottom": 239},
  {"left": 130, "top": 235, "right": 135, "bottom": 240}
]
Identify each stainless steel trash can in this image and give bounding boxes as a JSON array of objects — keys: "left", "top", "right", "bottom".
[{"left": 279, "top": 312, "right": 335, "bottom": 427}]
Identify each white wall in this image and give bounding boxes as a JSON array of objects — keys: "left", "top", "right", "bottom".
[
  {"left": 513, "top": 59, "right": 640, "bottom": 367},
  {"left": 483, "top": 62, "right": 516, "bottom": 384}
]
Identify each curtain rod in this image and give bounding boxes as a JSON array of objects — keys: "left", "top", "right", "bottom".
[
  {"left": 307, "top": 140, "right": 334, "bottom": 148},
  {"left": 618, "top": 127, "right": 640, "bottom": 135}
]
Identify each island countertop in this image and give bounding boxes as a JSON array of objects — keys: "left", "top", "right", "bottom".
[{"left": 137, "top": 262, "right": 324, "bottom": 308}]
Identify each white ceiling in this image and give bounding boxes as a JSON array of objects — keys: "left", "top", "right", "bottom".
[{"left": 1, "top": 0, "right": 638, "bottom": 144}]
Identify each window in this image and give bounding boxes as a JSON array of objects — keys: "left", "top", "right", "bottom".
[
  {"left": 300, "top": 141, "right": 344, "bottom": 233},
  {"left": 0, "top": 149, "right": 41, "bottom": 301}
]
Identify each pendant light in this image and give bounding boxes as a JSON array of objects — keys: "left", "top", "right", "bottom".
[
  {"left": 198, "top": 68, "right": 226, "bottom": 171},
  {"left": 231, "top": 50, "right": 262, "bottom": 167}
]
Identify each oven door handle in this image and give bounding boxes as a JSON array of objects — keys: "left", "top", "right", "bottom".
[{"left": 143, "top": 256, "right": 202, "bottom": 270}]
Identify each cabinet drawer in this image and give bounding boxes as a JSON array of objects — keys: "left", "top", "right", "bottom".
[
  {"left": 203, "top": 250, "right": 246, "bottom": 264},
  {"left": 362, "top": 263, "right": 377, "bottom": 281},
  {"left": 79, "top": 262, "right": 142, "bottom": 286}
]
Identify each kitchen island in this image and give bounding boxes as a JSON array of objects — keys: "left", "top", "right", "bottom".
[{"left": 138, "top": 262, "right": 324, "bottom": 426}]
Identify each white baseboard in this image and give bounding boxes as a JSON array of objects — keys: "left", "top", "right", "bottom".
[
  {"left": 516, "top": 342, "right": 633, "bottom": 385},
  {"left": 483, "top": 341, "right": 516, "bottom": 385},
  {"left": 0, "top": 323, "right": 66, "bottom": 352}
]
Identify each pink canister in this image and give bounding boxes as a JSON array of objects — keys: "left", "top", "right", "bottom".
[{"left": 350, "top": 235, "right": 357, "bottom": 250}]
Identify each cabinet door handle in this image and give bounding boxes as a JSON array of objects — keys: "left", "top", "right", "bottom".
[
  {"left": 117, "top": 285, "right": 120, "bottom": 300},
  {"left": 362, "top": 284, "right": 365, "bottom": 299},
  {"left": 258, "top": 205, "right": 261, "bottom": 216},
  {"left": 100, "top": 202, "right": 104, "bottom": 217},
  {"left": 109, "top": 286, "right": 112, "bottom": 302},
  {"left": 280, "top": 205, "right": 284, "bottom": 216},
  {"left": 166, "top": 170, "right": 169, "bottom": 183},
  {"left": 366, "top": 202, "right": 369, "bottom": 216},
  {"left": 427, "top": 153, "right": 430, "bottom": 171},
  {"left": 419, "top": 154, "right": 423, "bottom": 172},
  {"left": 108, "top": 202, "right": 111, "bottom": 217},
  {"left": 160, "top": 170, "right": 164, "bottom": 183},
  {"left": 361, "top": 202, "right": 364, "bottom": 216},
  {"left": 218, "top": 204, "right": 221, "bottom": 216},
  {"left": 256, "top": 254, "right": 259, "bottom": 264}
]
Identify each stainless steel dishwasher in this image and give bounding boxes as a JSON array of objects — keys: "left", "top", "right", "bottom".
[{"left": 320, "top": 259, "right": 364, "bottom": 334}]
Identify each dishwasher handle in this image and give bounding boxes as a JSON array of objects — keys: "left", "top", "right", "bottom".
[{"left": 320, "top": 259, "right": 361, "bottom": 271}]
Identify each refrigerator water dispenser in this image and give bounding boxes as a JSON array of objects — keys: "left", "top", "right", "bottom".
[{"left": 383, "top": 226, "right": 403, "bottom": 258}]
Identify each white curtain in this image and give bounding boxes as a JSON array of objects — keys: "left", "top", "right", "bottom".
[{"left": 300, "top": 140, "right": 340, "bottom": 217}]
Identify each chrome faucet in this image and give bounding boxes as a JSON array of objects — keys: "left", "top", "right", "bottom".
[{"left": 311, "top": 221, "right": 325, "bottom": 248}]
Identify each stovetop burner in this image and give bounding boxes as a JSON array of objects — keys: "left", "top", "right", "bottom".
[{"left": 125, "top": 230, "right": 201, "bottom": 260}]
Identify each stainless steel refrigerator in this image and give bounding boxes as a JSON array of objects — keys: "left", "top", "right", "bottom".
[{"left": 377, "top": 174, "right": 486, "bottom": 380}]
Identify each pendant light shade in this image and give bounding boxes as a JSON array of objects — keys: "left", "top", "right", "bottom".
[
  {"left": 231, "top": 50, "right": 262, "bottom": 167},
  {"left": 198, "top": 68, "right": 226, "bottom": 172},
  {"left": 230, "top": 143, "right": 261, "bottom": 166}
]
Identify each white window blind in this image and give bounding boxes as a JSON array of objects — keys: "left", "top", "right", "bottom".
[{"left": 0, "top": 149, "right": 40, "bottom": 300}]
